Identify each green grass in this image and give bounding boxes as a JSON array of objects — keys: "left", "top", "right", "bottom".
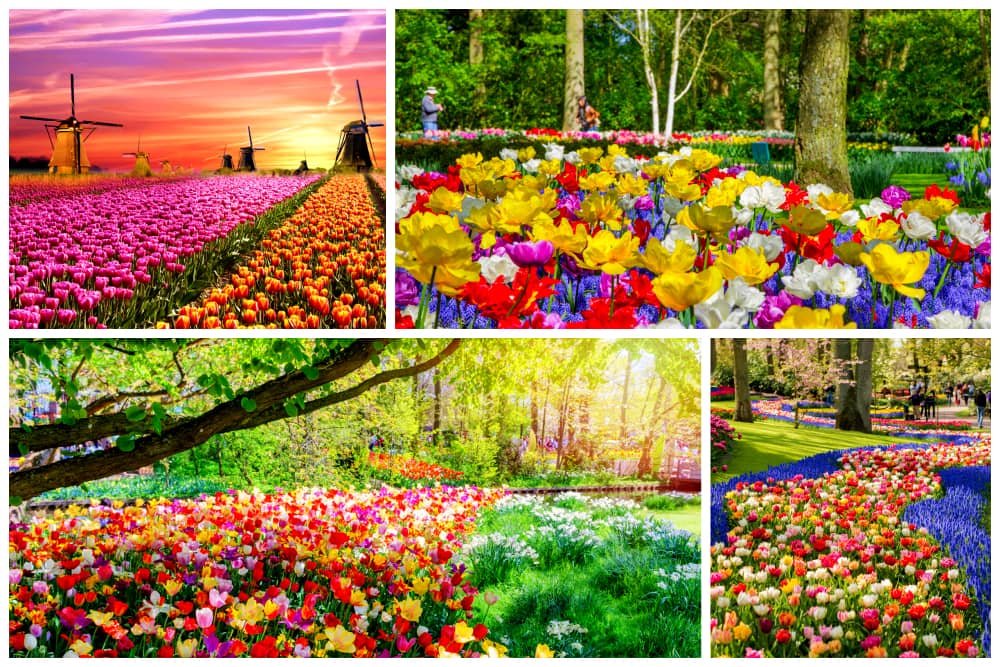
[
  {"left": 712, "top": 418, "right": 928, "bottom": 483},
  {"left": 640, "top": 502, "right": 700, "bottom": 537}
]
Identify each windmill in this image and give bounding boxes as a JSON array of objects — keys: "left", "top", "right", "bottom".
[
  {"left": 205, "top": 145, "right": 234, "bottom": 171},
  {"left": 20, "top": 73, "right": 124, "bottom": 175},
  {"left": 335, "top": 79, "right": 384, "bottom": 172},
  {"left": 237, "top": 126, "right": 265, "bottom": 171},
  {"left": 294, "top": 150, "right": 310, "bottom": 175},
  {"left": 159, "top": 160, "right": 174, "bottom": 175},
  {"left": 122, "top": 136, "right": 152, "bottom": 177}
]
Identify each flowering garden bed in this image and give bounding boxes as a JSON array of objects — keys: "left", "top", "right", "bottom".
[
  {"left": 396, "top": 145, "right": 989, "bottom": 329},
  {"left": 710, "top": 440, "right": 991, "bottom": 657}
]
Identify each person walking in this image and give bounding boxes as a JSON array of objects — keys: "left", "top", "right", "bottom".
[
  {"left": 421, "top": 87, "right": 444, "bottom": 137},
  {"left": 974, "top": 388, "right": 988, "bottom": 428},
  {"left": 965, "top": 382, "right": 975, "bottom": 407}
]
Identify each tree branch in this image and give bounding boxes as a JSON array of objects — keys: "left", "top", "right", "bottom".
[{"left": 10, "top": 339, "right": 463, "bottom": 501}]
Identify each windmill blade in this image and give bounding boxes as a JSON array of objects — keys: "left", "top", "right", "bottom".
[
  {"left": 122, "top": 152, "right": 137, "bottom": 157},
  {"left": 356, "top": 79, "right": 367, "bottom": 124},
  {"left": 79, "top": 120, "right": 124, "bottom": 127},
  {"left": 20, "top": 115, "right": 63, "bottom": 122},
  {"left": 247, "top": 126, "right": 254, "bottom": 149},
  {"left": 70, "top": 73, "right": 76, "bottom": 118},
  {"left": 367, "top": 122, "right": 385, "bottom": 128}
]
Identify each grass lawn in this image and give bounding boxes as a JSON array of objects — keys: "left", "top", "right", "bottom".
[
  {"left": 713, "top": 417, "right": 929, "bottom": 484},
  {"left": 891, "top": 173, "right": 987, "bottom": 212},
  {"left": 641, "top": 502, "right": 700, "bottom": 537}
]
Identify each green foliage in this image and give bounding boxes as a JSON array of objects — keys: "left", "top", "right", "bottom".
[
  {"left": 37, "top": 474, "right": 235, "bottom": 501},
  {"left": 849, "top": 153, "right": 897, "bottom": 199},
  {"left": 641, "top": 492, "right": 699, "bottom": 511}
]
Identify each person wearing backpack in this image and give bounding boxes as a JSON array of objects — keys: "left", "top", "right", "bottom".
[{"left": 974, "top": 388, "right": 988, "bottom": 428}]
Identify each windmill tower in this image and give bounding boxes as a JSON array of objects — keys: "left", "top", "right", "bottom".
[
  {"left": 19, "top": 73, "right": 124, "bottom": 175},
  {"left": 122, "top": 136, "right": 152, "bottom": 177},
  {"left": 294, "top": 151, "right": 309, "bottom": 175},
  {"left": 237, "top": 126, "right": 265, "bottom": 171},
  {"left": 206, "top": 145, "right": 234, "bottom": 171},
  {"left": 335, "top": 80, "right": 384, "bottom": 172}
]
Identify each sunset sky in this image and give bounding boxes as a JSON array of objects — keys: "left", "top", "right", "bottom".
[{"left": 9, "top": 10, "right": 387, "bottom": 172}]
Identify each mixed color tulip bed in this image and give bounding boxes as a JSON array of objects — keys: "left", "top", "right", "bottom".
[
  {"left": 710, "top": 439, "right": 991, "bottom": 658},
  {"left": 395, "top": 145, "right": 989, "bottom": 329},
  {"left": 10, "top": 173, "right": 385, "bottom": 329},
  {"left": 9, "top": 486, "right": 513, "bottom": 658}
]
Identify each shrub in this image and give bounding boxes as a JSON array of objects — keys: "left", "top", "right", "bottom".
[{"left": 710, "top": 414, "right": 739, "bottom": 469}]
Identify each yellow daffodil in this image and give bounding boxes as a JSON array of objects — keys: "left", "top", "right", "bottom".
[
  {"left": 325, "top": 625, "right": 357, "bottom": 654},
  {"left": 530, "top": 219, "right": 588, "bottom": 257},
  {"left": 652, "top": 266, "right": 723, "bottom": 312},
  {"left": 858, "top": 244, "right": 930, "bottom": 298},
  {"left": 455, "top": 152, "right": 483, "bottom": 168},
  {"left": 578, "top": 193, "right": 624, "bottom": 230},
  {"left": 856, "top": 217, "right": 900, "bottom": 244},
  {"left": 426, "top": 187, "right": 466, "bottom": 214},
  {"left": 714, "top": 246, "right": 779, "bottom": 285},
  {"left": 577, "top": 147, "right": 604, "bottom": 165},
  {"left": 774, "top": 304, "right": 857, "bottom": 329},
  {"left": 581, "top": 230, "right": 640, "bottom": 275},
  {"left": 396, "top": 212, "right": 481, "bottom": 294},
  {"left": 639, "top": 237, "right": 696, "bottom": 275},
  {"left": 396, "top": 598, "right": 422, "bottom": 622}
]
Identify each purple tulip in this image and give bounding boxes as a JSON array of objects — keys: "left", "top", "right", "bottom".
[
  {"left": 753, "top": 292, "right": 802, "bottom": 329},
  {"left": 508, "top": 240, "right": 554, "bottom": 267},
  {"left": 880, "top": 185, "right": 911, "bottom": 209}
]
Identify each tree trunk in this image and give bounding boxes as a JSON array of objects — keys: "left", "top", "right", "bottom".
[
  {"left": 733, "top": 338, "right": 754, "bottom": 422},
  {"left": 709, "top": 338, "right": 717, "bottom": 374},
  {"left": 10, "top": 339, "right": 462, "bottom": 502},
  {"left": 432, "top": 369, "right": 443, "bottom": 449},
  {"left": 469, "top": 10, "right": 486, "bottom": 102},
  {"left": 762, "top": 10, "right": 784, "bottom": 130},
  {"left": 835, "top": 338, "right": 873, "bottom": 433},
  {"left": 563, "top": 9, "right": 586, "bottom": 131},
  {"left": 619, "top": 354, "right": 631, "bottom": 443},
  {"left": 664, "top": 10, "right": 682, "bottom": 138},
  {"left": 794, "top": 9, "right": 852, "bottom": 194}
]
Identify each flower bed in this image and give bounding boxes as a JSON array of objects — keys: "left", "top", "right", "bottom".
[
  {"left": 9, "top": 486, "right": 509, "bottom": 657},
  {"left": 710, "top": 415, "right": 739, "bottom": 469},
  {"left": 367, "top": 452, "right": 464, "bottom": 482},
  {"left": 710, "top": 440, "right": 991, "bottom": 657},
  {"left": 711, "top": 386, "right": 735, "bottom": 401},
  {"left": 10, "top": 174, "right": 322, "bottom": 328},
  {"left": 395, "top": 146, "right": 989, "bottom": 329},
  {"left": 161, "top": 174, "right": 385, "bottom": 329}
]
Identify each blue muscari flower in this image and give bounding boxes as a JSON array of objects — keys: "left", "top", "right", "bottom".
[
  {"left": 977, "top": 169, "right": 991, "bottom": 186},
  {"left": 945, "top": 160, "right": 958, "bottom": 171},
  {"left": 950, "top": 173, "right": 968, "bottom": 187}
]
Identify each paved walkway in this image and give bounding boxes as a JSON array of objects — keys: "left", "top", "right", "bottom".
[{"left": 924, "top": 402, "right": 990, "bottom": 429}]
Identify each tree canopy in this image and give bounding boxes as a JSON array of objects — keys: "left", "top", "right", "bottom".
[{"left": 395, "top": 9, "right": 989, "bottom": 143}]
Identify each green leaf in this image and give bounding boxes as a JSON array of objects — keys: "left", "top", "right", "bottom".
[
  {"left": 303, "top": 366, "right": 320, "bottom": 381},
  {"left": 117, "top": 435, "right": 136, "bottom": 452},
  {"left": 10, "top": 496, "right": 22, "bottom": 506},
  {"left": 125, "top": 406, "right": 147, "bottom": 422},
  {"left": 370, "top": 356, "right": 381, "bottom": 368},
  {"left": 18, "top": 442, "right": 28, "bottom": 456},
  {"left": 241, "top": 397, "right": 257, "bottom": 412},
  {"left": 284, "top": 401, "right": 299, "bottom": 418}
]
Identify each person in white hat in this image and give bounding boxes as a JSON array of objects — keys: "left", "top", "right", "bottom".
[{"left": 421, "top": 86, "right": 445, "bottom": 138}]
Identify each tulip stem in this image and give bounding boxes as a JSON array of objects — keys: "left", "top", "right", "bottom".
[
  {"left": 932, "top": 259, "right": 953, "bottom": 301},
  {"left": 415, "top": 268, "right": 436, "bottom": 328},
  {"left": 433, "top": 291, "right": 443, "bottom": 328}
]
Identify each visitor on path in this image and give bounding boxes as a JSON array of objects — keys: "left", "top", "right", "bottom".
[
  {"left": 974, "top": 388, "right": 988, "bottom": 428},
  {"left": 421, "top": 87, "right": 444, "bottom": 138},
  {"left": 577, "top": 95, "right": 600, "bottom": 131},
  {"left": 965, "top": 382, "right": 975, "bottom": 407},
  {"left": 909, "top": 388, "right": 923, "bottom": 421},
  {"left": 954, "top": 384, "right": 963, "bottom": 406},
  {"left": 923, "top": 389, "right": 936, "bottom": 420}
]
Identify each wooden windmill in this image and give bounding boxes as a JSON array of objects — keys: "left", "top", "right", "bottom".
[
  {"left": 335, "top": 80, "right": 384, "bottom": 172},
  {"left": 20, "top": 73, "right": 123, "bottom": 175},
  {"left": 122, "top": 136, "right": 152, "bottom": 177},
  {"left": 237, "top": 126, "right": 265, "bottom": 171},
  {"left": 294, "top": 151, "right": 310, "bottom": 175},
  {"left": 206, "top": 145, "right": 234, "bottom": 171}
]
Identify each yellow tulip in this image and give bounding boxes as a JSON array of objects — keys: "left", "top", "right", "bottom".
[
  {"left": 396, "top": 598, "right": 422, "bottom": 622},
  {"left": 485, "top": 157, "right": 518, "bottom": 178},
  {"left": 577, "top": 147, "right": 604, "bottom": 165},
  {"left": 640, "top": 237, "right": 696, "bottom": 275},
  {"left": 858, "top": 244, "right": 930, "bottom": 299},
  {"left": 856, "top": 217, "right": 900, "bottom": 244},
  {"left": 455, "top": 152, "right": 484, "bottom": 168},
  {"left": 598, "top": 154, "right": 619, "bottom": 173},
  {"left": 677, "top": 205, "right": 736, "bottom": 241},
  {"left": 426, "top": 186, "right": 465, "bottom": 214},
  {"left": 530, "top": 219, "right": 588, "bottom": 257},
  {"left": 538, "top": 159, "right": 563, "bottom": 177},
  {"left": 689, "top": 148, "right": 723, "bottom": 171},
  {"left": 652, "top": 267, "right": 723, "bottom": 312},
  {"left": 783, "top": 205, "right": 829, "bottom": 236},
  {"left": 325, "top": 625, "right": 357, "bottom": 654},
  {"left": 453, "top": 620, "right": 476, "bottom": 644},
  {"left": 517, "top": 146, "right": 536, "bottom": 162},
  {"left": 617, "top": 172, "right": 650, "bottom": 197},
  {"left": 774, "top": 304, "right": 857, "bottom": 329},
  {"left": 814, "top": 191, "right": 854, "bottom": 220},
  {"left": 714, "top": 246, "right": 779, "bottom": 285},
  {"left": 535, "top": 644, "right": 556, "bottom": 658},
  {"left": 578, "top": 193, "right": 624, "bottom": 229},
  {"left": 396, "top": 212, "right": 481, "bottom": 293},
  {"left": 902, "top": 197, "right": 952, "bottom": 221},
  {"left": 581, "top": 230, "right": 640, "bottom": 275},
  {"left": 733, "top": 622, "right": 753, "bottom": 642},
  {"left": 578, "top": 171, "right": 616, "bottom": 192}
]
